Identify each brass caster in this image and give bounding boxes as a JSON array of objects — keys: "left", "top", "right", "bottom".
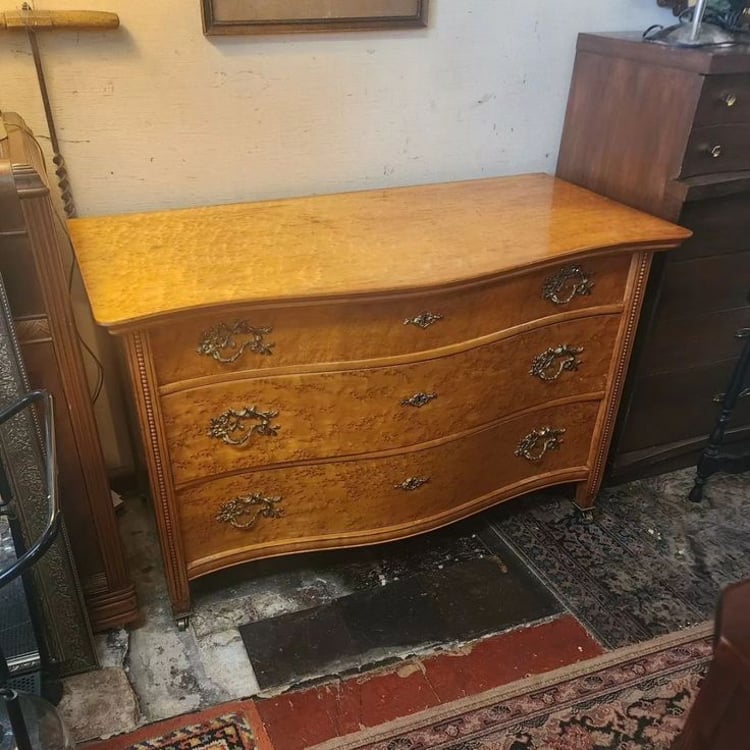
[
  {"left": 576, "top": 507, "right": 596, "bottom": 524},
  {"left": 176, "top": 616, "right": 190, "bottom": 631}
]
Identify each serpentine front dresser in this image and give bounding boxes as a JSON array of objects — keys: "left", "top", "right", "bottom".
[{"left": 68, "top": 175, "right": 689, "bottom": 623}]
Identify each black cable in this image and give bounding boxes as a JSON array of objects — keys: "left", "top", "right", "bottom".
[{"left": 54, "top": 209, "right": 106, "bottom": 404}]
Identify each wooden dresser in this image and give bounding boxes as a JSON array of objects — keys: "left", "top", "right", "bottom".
[
  {"left": 67, "top": 174, "right": 689, "bottom": 623},
  {"left": 558, "top": 33, "right": 750, "bottom": 482}
]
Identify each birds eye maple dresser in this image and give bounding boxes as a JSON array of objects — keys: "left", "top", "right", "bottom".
[{"left": 67, "top": 174, "right": 689, "bottom": 624}]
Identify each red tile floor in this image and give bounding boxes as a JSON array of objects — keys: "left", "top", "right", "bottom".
[{"left": 89, "top": 614, "right": 603, "bottom": 750}]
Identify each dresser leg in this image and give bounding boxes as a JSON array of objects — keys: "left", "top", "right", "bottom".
[{"left": 572, "top": 483, "right": 597, "bottom": 523}]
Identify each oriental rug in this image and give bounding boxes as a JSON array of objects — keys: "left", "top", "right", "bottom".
[
  {"left": 309, "top": 623, "right": 713, "bottom": 750},
  {"left": 487, "top": 468, "right": 750, "bottom": 648},
  {"left": 96, "top": 711, "right": 260, "bottom": 750}
]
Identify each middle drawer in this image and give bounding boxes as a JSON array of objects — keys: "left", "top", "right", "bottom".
[{"left": 162, "top": 314, "right": 619, "bottom": 485}]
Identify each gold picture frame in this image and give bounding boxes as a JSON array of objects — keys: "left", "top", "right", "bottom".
[{"left": 201, "top": 0, "right": 429, "bottom": 35}]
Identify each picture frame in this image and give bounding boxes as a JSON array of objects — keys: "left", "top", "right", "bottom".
[{"left": 201, "top": 0, "right": 429, "bottom": 35}]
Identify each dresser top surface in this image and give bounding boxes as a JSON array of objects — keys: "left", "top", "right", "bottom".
[{"left": 68, "top": 173, "right": 689, "bottom": 329}]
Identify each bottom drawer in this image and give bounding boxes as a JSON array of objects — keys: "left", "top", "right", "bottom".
[
  {"left": 618, "top": 360, "right": 750, "bottom": 454},
  {"left": 178, "top": 400, "right": 600, "bottom": 577}
]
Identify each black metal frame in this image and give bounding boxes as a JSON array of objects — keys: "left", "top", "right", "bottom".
[
  {"left": 689, "top": 327, "right": 750, "bottom": 502},
  {"left": 0, "top": 390, "right": 59, "bottom": 687}
]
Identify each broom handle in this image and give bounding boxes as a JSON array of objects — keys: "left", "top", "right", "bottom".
[{"left": 0, "top": 10, "right": 119, "bottom": 31}]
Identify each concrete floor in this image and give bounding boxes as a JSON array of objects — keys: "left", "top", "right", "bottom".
[
  {"left": 60, "top": 494, "right": 466, "bottom": 740},
  {"left": 57, "top": 467, "right": 748, "bottom": 743}
]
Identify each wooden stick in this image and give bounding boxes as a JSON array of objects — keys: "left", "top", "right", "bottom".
[{"left": 0, "top": 10, "right": 119, "bottom": 31}]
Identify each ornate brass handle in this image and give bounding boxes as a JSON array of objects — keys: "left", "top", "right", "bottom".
[
  {"left": 515, "top": 427, "right": 566, "bottom": 462},
  {"left": 403, "top": 312, "right": 444, "bottom": 329},
  {"left": 197, "top": 321, "right": 274, "bottom": 363},
  {"left": 401, "top": 392, "right": 438, "bottom": 408},
  {"left": 722, "top": 92, "right": 737, "bottom": 108},
  {"left": 542, "top": 265, "right": 594, "bottom": 305},
  {"left": 208, "top": 406, "right": 280, "bottom": 446},
  {"left": 709, "top": 144, "right": 723, "bottom": 158},
  {"left": 215, "top": 493, "right": 283, "bottom": 529},
  {"left": 530, "top": 345, "right": 584, "bottom": 382},
  {"left": 394, "top": 476, "right": 430, "bottom": 491}
]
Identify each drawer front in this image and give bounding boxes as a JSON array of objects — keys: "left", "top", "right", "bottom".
[
  {"left": 677, "top": 192, "right": 750, "bottom": 260},
  {"left": 694, "top": 74, "right": 750, "bottom": 126},
  {"left": 660, "top": 251, "right": 750, "bottom": 317},
  {"left": 177, "top": 400, "right": 600, "bottom": 575},
  {"left": 162, "top": 315, "right": 620, "bottom": 485},
  {"left": 150, "top": 254, "right": 631, "bottom": 386},
  {"left": 682, "top": 124, "right": 750, "bottom": 178},
  {"left": 618, "top": 360, "right": 750, "bottom": 454},
  {"left": 639, "top": 308, "right": 749, "bottom": 376}
]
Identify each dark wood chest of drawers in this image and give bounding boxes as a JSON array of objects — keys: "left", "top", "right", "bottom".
[{"left": 557, "top": 33, "right": 750, "bottom": 482}]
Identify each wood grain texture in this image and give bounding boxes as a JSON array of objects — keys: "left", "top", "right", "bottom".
[
  {"left": 68, "top": 175, "right": 688, "bottom": 329},
  {"left": 163, "top": 314, "right": 619, "bottom": 485},
  {"left": 151, "top": 255, "right": 630, "bottom": 386},
  {"left": 124, "top": 332, "right": 191, "bottom": 618},
  {"left": 694, "top": 74, "right": 750, "bottom": 125},
  {"left": 575, "top": 253, "right": 652, "bottom": 509},
  {"left": 557, "top": 33, "right": 750, "bottom": 482},
  {"left": 88, "top": 176, "right": 687, "bottom": 617},
  {"left": 683, "top": 124, "right": 750, "bottom": 178},
  {"left": 1, "top": 120, "right": 137, "bottom": 630},
  {"left": 178, "top": 400, "right": 601, "bottom": 578}
]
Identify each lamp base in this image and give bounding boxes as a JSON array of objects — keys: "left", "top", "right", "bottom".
[{"left": 646, "top": 21, "right": 736, "bottom": 47}]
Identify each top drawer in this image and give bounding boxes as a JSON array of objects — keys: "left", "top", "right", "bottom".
[
  {"left": 149, "top": 253, "right": 632, "bottom": 386},
  {"left": 694, "top": 74, "right": 750, "bottom": 126}
]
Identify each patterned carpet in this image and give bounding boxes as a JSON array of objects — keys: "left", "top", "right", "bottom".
[
  {"left": 487, "top": 468, "right": 749, "bottom": 648},
  {"left": 308, "top": 625, "right": 712, "bottom": 750}
]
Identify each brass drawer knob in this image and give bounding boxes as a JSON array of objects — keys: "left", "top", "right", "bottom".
[
  {"left": 542, "top": 265, "right": 593, "bottom": 305},
  {"left": 208, "top": 406, "right": 280, "bottom": 446},
  {"left": 403, "top": 312, "right": 444, "bottom": 329},
  {"left": 515, "top": 426, "right": 566, "bottom": 462},
  {"left": 197, "top": 321, "right": 274, "bottom": 363},
  {"left": 722, "top": 92, "right": 738, "bottom": 108},
  {"left": 530, "top": 345, "right": 584, "bottom": 382},
  {"left": 216, "top": 493, "right": 283, "bottom": 529},
  {"left": 401, "top": 392, "right": 438, "bottom": 408},
  {"left": 709, "top": 144, "right": 723, "bottom": 159},
  {"left": 394, "top": 476, "right": 430, "bottom": 491}
]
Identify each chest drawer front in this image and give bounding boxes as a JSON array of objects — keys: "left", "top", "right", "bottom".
[
  {"left": 694, "top": 74, "right": 750, "bottom": 126},
  {"left": 149, "top": 254, "right": 631, "bottom": 386},
  {"left": 618, "top": 360, "right": 750, "bottom": 454},
  {"left": 677, "top": 193, "right": 750, "bottom": 260},
  {"left": 660, "top": 251, "right": 750, "bottom": 316},
  {"left": 682, "top": 124, "right": 750, "bottom": 178},
  {"left": 177, "top": 399, "right": 600, "bottom": 576},
  {"left": 162, "top": 314, "right": 620, "bottom": 485}
]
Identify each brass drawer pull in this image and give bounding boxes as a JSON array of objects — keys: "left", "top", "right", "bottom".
[
  {"left": 208, "top": 406, "right": 280, "bottom": 445},
  {"left": 216, "top": 493, "right": 283, "bottom": 529},
  {"left": 709, "top": 144, "right": 723, "bottom": 159},
  {"left": 394, "top": 476, "right": 430, "bottom": 491},
  {"left": 530, "top": 345, "right": 584, "bottom": 382},
  {"left": 401, "top": 392, "right": 438, "bottom": 408},
  {"left": 197, "top": 321, "right": 274, "bottom": 363},
  {"left": 515, "top": 426, "right": 566, "bottom": 462},
  {"left": 403, "top": 312, "right": 444, "bottom": 329},
  {"left": 542, "top": 265, "right": 593, "bottom": 305},
  {"left": 722, "top": 92, "right": 737, "bottom": 108}
]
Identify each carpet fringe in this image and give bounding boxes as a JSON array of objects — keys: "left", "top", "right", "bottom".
[{"left": 309, "top": 620, "right": 714, "bottom": 750}]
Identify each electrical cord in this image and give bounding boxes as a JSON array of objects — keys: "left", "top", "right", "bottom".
[{"left": 54, "top": 209, "right": 106, "bottom": 404}]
